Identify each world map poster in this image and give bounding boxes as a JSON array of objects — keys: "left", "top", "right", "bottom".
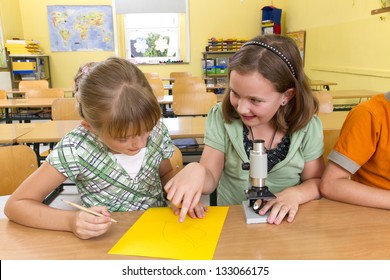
[{"left": 47, "top": 5, "right": 114, "bottom": 52}]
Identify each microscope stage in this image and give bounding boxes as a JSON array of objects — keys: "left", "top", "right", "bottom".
[{"left": 242, "top": 201, "right": 269, "bottom": 224}]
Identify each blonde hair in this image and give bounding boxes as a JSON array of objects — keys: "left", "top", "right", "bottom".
[
  {"left": 222, "top": 34, "right": 318, "bottom": 134},
  {"left": 76, "top": 57, "right": 161, "bottom": 138}
]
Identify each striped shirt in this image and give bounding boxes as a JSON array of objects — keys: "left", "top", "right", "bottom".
[{"left": 46, "top": 121, "right": 174, "bottom": 211}]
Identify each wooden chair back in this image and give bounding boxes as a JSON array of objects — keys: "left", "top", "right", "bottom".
[
  {"left": 169, "top": 145, "right": 184, "bottom": 175},
  {"left": 314, "top": 91, "right": 334, "bottom": 113},
  {"left": 51, "top": 98, "right": 82, "bottom": 120},
  {"left": 170, "top": 71, "right": 192, "bottom": 79},
  {"left": 173, "top": 91, "right": 217, "bottom": 116},
  {"left": 0, "top": 89, "right": 7, "bottom": 99},
  {"left": 174, "top": 76, "right": 204, "bottom": 84},
  {"left": 147, "top": 78, "right": 165, "bottom": 97},
  {"left": 18, "top": 80, "right": 49, "bottom": 90},
  {"left": 323, "top": 129, "right": 340, "bottom": 163},
  {"left": 172, "top": 80, "right": 207, "bottom": 96},
  {"left": 144, "top": 72, "right": 160, "bottom": 79},
  {"left": 0, "top": 145, "right": 38, "bottom": 195},
  {"left": 25, "top": 88, "right": 64, "bottom": 99}
]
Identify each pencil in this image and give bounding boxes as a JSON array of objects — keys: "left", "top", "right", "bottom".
[{"left": 61, "top": 199, "right": 118, "bottom": 223}]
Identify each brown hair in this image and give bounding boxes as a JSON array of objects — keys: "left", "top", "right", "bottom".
[
  {"left": 76, "top": 57, "right": 161, "bottom": 138},
  {"left": 222, "top": 34, "right": 318, "bottom": 134}
]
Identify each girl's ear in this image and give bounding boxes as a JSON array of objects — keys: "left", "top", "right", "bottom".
[
  {"left": 81, "top": 120, "right": 95, "bottom": 133},
  {"left": 283, "top": 88, "right": 296, "bottom": 102}
]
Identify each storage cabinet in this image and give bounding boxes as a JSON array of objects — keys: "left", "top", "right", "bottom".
[
  {"left": 202, "top": 51, "right": 236, "bottom": 94},
  {"left": 261, "top": 6, "right": 282, "bottom": 34},
  {"left": 8, "top": 55, "right": 51, "bottom": 89}
]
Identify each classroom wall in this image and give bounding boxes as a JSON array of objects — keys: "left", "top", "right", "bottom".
[
  {"left": 3, "top": 0, "right": 388, "bottom": 91},
  {"left": 17, "top": 0, "right": 115, "bottom": 89},
  {"left": 7, "top": 0, "right": 282, "bottom": 88},
  {"left": 285, "top": 0, "right": 390, "bottom": 92}
]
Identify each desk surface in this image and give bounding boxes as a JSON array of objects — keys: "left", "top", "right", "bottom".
[
  {"left": 14, "top": 111, "right": 347, "bottom": 145},
  {"left": 0, "top": 98, "right": 57, "bottom": 108},
  {"left": 157, "top": 95, "right": 173, "bottom": 104},
  {"left": 328, "top": 89, "right": 381, "bottom": 99},
  {"left": 0, "top": 123, "right": 38, "bottom": 144},
  {"left": 1, "top": 199, "right": 390, "bottom": 260},
  {"left": 16, "top": 117, "right": 206, "bottom": 144}
]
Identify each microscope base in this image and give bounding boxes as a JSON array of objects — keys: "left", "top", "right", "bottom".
[{"left": 242, "top": 201, "right": 268, "bottom": 224}]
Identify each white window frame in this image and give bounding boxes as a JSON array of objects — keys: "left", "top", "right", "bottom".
[{"left": 124, "top": 13, "right": 180, "bottom": 64}]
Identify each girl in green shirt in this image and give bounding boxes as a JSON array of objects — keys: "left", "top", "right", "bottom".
[{"left": 166, "top": 34, "right": 325, "bottom": 224}]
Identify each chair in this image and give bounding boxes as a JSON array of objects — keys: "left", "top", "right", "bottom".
[
  {"left": 323, "top": 129, "right": 340, "bottom": 163},
  {"left": 144, "top": 72, "right": 160, "bottom": 79},
  {"left": 147, "top": 78, "right": 165, "bottom": 97},
  {"left": 169, "top": 71, "right": 192, "bottom": 80},
  {"left": 172, "top": 91, "right": 217, "bottom": 116},
  {"left": 51, "top": 98, "right": 82, "bottom": 120},
  {"left": 314, "top": 91, "right": 334, "bottom": 113},
  {"left": 18, "top": 80, "right": 49, "bottom": 91},
  {"left": 172, "top": 78, "right": 207, "bottom": 96},
  {"left": 0, "top": 90, "right": 6, "bottom": 120},
  {"left": 25, "top": 88, "right": 64, "bottom": 99},
  {"left": 169, "top": 145, "right": 184, "bottom": 175},
  {"left": 0, "top": 145, "right": 38, "bottom": 196}
]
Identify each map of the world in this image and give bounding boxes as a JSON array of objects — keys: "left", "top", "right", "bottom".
[{"left": 47, "top": 5, "right": 114, "bottom": 52}]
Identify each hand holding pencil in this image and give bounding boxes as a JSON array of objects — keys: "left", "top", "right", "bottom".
[{"left": 62, "top": 199, "right": 118, "bottom": 223}]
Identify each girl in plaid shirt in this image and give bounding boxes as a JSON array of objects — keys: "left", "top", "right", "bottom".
[{"left": 6, "top": 57, "right": 207, "bottom": 239}]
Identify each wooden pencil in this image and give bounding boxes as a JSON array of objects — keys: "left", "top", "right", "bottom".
[{"left": 61, "top": 199, "right": 118, "bottom": 223}]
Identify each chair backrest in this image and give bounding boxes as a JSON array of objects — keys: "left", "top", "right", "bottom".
[
  {"left": 169, "top": 145, "right": 184, "bottom": 175},
  {"left": 18, "top": 80, "right": 49, "bottom": 91},
  {"left": 25, "top": 88, "right": 64, "bottom": 99},
  {"left": 323, "top": 129, "right": 340, "bottom": 163},
  {"left": 172, "top": 91, "right": 217, "bottom": 116},
  {"left": 170, "top": 71, "right": 192, "bottom": 79},
  {"left": 51, "top": 98, "right": 82, "bottom": 120},
  {"left": 314, "top": 91, "right": 334, "bottom": 113},
  {"left": 172, "top": 79, "right": 207, "bottom": 96},
  {"left": 147, "top": 78, "right": 165, "bottom": 97},
  {"left": 0, "top": 89, "right": 6, "bottom": 99},
  {"left": 174, "top": 76, "right": 204, "bottom": 84},
  {"left": 0, "top": 145, "right": 38, "bottom": 195},
  {"left": 144, "top": 72, "right": 160, "bottom": 79}
]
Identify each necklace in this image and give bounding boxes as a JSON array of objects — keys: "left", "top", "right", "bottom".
[{"left": 249, "top": 126, "right": 278, "bottom": 150}]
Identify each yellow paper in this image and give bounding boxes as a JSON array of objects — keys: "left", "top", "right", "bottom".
[{"left": 108, "top": 206, "right": 229, "bottom": 260}]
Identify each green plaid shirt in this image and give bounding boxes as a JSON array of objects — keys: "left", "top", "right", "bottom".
[{"left": 46, "top": 121, "right": 173, "bottom": 211}]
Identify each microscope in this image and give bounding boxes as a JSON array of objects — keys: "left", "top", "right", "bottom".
[{"left": 242, "top": 139, "right": 276, "bottom": 224}]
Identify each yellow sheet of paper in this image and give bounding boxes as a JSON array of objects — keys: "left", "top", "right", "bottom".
[{"left": 108, "top": 206, "right": 229, "bottom": 260}]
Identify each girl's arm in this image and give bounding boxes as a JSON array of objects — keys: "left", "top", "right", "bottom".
[
  {"left": 320, "top": 161, "right": 390, "bottom": 209},
  {"left": 5, "top": 162, "right": 113, "bottom": 239},
  {"left": 259, "top": 156, "right": 325, "bottom": 224},
  {"left": 165, "top": 145, "right": 225, "bottom": 222}
]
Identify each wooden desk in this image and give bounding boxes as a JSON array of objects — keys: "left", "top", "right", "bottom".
[
  {"left": 327, "top": 89, "right": 381, "bottom": 100},
  {"left": 0, "top": 123, "right": 39, "bottom": 144},
  {"left": 310, "top": 80, "right": 338, "bottom": 91},
  {"left": 162, "top": 116, "right": 206, "bottom": 138},
  {"left": 1, "top": 199, "right": 390, "bottom": 260},
  {"left": 0, "top": 98, "right": 58, "bottom": 123}
]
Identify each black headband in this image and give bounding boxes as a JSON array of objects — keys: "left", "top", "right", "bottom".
[{"left": 242, "top": 40, "right": 297, "bottom": 79}]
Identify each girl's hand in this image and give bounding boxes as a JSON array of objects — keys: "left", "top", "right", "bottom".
[
  {"left": 170, "top": 201, "right": 208, "bottom": 219},
  {"left": 70, "top": 206, "right": 113, "bottom": 239},
  {"left": 165, "top": 162, "right": 206, "bottom": 222},
  {"left": 257, "top": 188, "right": 300, "bottom": 225}
]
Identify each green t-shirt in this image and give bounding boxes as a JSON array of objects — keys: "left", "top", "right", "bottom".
[{"left": 205, "top": 103, "right": 324, "bottom": 205}]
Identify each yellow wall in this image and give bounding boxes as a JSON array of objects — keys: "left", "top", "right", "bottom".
[
  {"left": 17, "top": 0, "right": 114, "bottom": 88},
  {"left": 3, "top": 0, "right": 388, "bottom": 91},
  {"left": 0, "top": 0, "right": 23, "bottom": 40},
  {"left": 285, "top": 0, "right": 390, "bottom": 92},
  {"left": 9, "top": 0, "right": 281, "bottom": 88}
]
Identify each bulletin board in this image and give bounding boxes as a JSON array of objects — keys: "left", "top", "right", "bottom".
[{"left": 287, "top": 31, "right": 306, "bottom": 66}]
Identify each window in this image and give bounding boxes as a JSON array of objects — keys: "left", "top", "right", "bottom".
[{"left": 124, "top": 13, "right": 180, "bottom": 64}]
